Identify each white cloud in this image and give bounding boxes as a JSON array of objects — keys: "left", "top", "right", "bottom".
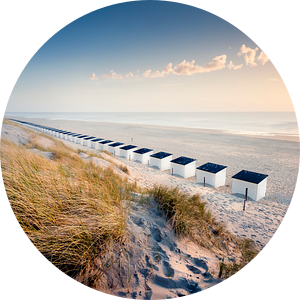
[
  {"left": 143, "top": 69, "right": 152, "bottom": 78},
  {"left": 227, "top": 61, "right": 243, "bottom": 70},
  {"left": 202, "top": 55, "right": 227, "bottom": 72},
  {"left": 162, "top": 62, "right": 173, "bottom": 75},
  {"left": 172, "top": 55, "right": 227, "bottom": 75},
  {"left": 102, "top": 70, "right": 123, "bottom": 80},
  {"left": 89, "top": 73, "right": 98, "bottom": 80},
  {"left": 125, "top": 72, "right": 134, "bottom": 79},
  {"left": 150, "top": 70, "right": 165, "bottom": 78},
  {"left": 257, "top": 51, "right": 269, "bottom": 65},
  {"left": 172, "top": 60, "right": 202, "bottom": 75},
  {"left": 237, "top": 44, "right": 259, "bottom": 67},
  {"left": 143, "top": 63, "right": 173, "bottom": 78}
]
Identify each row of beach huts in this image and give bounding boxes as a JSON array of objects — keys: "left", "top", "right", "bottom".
[{"left": 9, "top": 118, "right": 268, "bottom": 201}]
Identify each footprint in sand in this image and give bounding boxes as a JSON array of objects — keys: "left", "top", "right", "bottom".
[
  {"left": 186, "top": 264, "right": 202, "bottom": 274},
  {"left": 162, "top": 261, "right": 175, "bottom": 278},
  {"left": 150, "top": 226, "right": 162, "bottom": 242}
]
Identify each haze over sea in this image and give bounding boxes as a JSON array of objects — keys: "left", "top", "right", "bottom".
[{"left": 5, "top": 112, "right": 299, "bottom": 139}]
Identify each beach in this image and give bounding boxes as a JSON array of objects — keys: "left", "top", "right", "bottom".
[
  {"left": 1, "top": 115, "right": 299, "bottom": 299},
  {"left": 3, "top": 115, "right": 299, "bottom": 250},
  {"left": 8, "top": 115, "right": 299, "bottom": 206}
]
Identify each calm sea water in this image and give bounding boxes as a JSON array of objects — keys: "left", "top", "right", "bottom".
[{"left": 4, "top": 112, "right": 299, "bottom": 137}]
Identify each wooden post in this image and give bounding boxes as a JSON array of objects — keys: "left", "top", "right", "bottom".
[
  {"left": 172, "top": 168, "right": 173, "bottom": 176},
  {"left": 129, "top": 154, "right": 131, "bottom": 161},
  {"left": 243, "top": 188, "right": 248, "bottom": 211},
  {"left": 204, "top": 177, "right": 206, "bottom": 187}
]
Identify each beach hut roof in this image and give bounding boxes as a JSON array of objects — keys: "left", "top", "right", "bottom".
[
  {"left": 83, "top": 136, "right": 96, "bottom": 140},
  {"left": 120, "top": 145, "right": 137, "bottom": 150},
  {"left": 109, "top": 142, "right": 124, "bottom": 147},
  {"left": 171, "top": 156, "right": 196, "bottom": 165},
  {"left": 150, "top": 151, "right": 172, "bottom": 159},
  {"left": 100, "top": 140, "right": 113, "bottom": 144},
  {"left": 76, "top": 134, "right": 88, "bottom": 138},
  {"left": 232, "top": 170, "right": 268, "bottom": 184},
  {"left": 134, "top": 148, "right": 153, "bottom": 154},
  {"left": 197, "top": 162, "right": 227, "bottom": 174},
  {"left": 91, "top": 138, "right": 104, "bottom": 142}
]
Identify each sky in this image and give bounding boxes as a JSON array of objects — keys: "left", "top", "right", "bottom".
[{"left": 6, "top": 0, "right": 293, "bottom": 112}]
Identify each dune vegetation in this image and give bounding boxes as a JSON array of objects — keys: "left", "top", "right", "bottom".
[
  {"left": 0, "top": 136, "right": 137, "bottom": 286},
  {"left": 148, "top": 185, "right": 258, "bottom": 278}
]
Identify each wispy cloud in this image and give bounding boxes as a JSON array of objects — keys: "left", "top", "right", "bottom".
[
  {"left": 89, "top": 73, "right": 99, "bottom": 80},
  {"left": 143, "top": 69, "right": 152, "bottom": 78},
  {"left": 125, "top": 72, "right": 134, "bottom": 79},
  {"left": 143, "top": 56, "right": 227, "bottom": 78},
  {"left": 102, "top": 70, "right": 123, "bottom": 80},
  {"left": 227, "top": 61, "right": 243, "bottom": 70}
]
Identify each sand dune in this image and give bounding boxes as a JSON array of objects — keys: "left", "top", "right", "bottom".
[{"left": 1, "top": 120, "right": 295, "bottom": 298}]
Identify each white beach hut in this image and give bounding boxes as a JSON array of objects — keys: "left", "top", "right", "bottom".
[
  {"left": 82, "top": 136, "right": 96, "bottom": 147},
  {"left": 59, "top": 131, "right": 68, "bottom": 139},
  {"left": 52, "top": 129, "right": 58, "bottom": 137},
  {"left": 150, "top": 151, "right": 173, "bottom": 171},
  {"left": 99, "top": 140, "right": 114, "bottom": 151},
  {"left": 231, "top": 170, "right": 268, "bottom": 201},
  {"left": 108, "top": 142, "right": 124, "bottom": 156},
  {"left": 90, "top": 138, "right": 104, "bottom": 149},
  {"left": 75, "top": 134, "right": 89, "bottom": 144},
  {"left": 197, "top": 162, "right": 227, "bottom": 188},
  {"left": 63, "top": 132, "right": 73, "bottom": 140},
  {"left": 170, "top": 156, "right": 196, "bottom": 178},
  {"left": 119, "top": 145, "right": 137, "bottom": 160},
  {"left": 133, "top": 148, "right": 153, "bottom": 164},
  {"left": 70, "top": 133, "right": 81, "bottom": 142}
]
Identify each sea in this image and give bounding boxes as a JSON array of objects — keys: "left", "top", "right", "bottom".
[{"left": 4, "top": 112, "right": 299, "bottom": 139}]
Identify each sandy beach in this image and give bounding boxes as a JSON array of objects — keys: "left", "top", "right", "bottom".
[
  {"left": 1, "top": 117, "right": 299, "bottom": 299},
  {"left": 8, "top": 116, "right": 299, "bottom": 205}
]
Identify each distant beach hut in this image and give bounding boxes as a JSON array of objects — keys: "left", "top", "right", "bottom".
[
  {"left": 54, "top": 130, "right": 61, "bottom": 137},
  {"left": 197, "top": 162, "right": 227, "bottom": 188},
  {"left": 119, "top": 145, "right": 137, "bottom": 160},
  {"left": 70, "top": 133, "right": 81, "bottom": 142},
  {"left": 59, "top": 130, "right": 68, "bottom": 139},
  {"left": 64, "top": 132, "right": 74, "bottom": 140},
  {"left": 170, "top": 156, "right": 196, "bottom": 178},
  {"left": 75, "top": 134, "right": 89, "bottom": 144},
  {"left": 108, "top": 142, "right": 124, "bottom": 156},
  {"left": 63, "top": 131, "right": 73, "bottom": 140},
  {"left": 133, "top": 148, "right": 153, "bottom": 164},
  {"left": 99, "top": 140, "right": 114, "bottom": 151},
  {"left": 231, "top": 170, "right": 268, "bottom": 201},
  {"left": 82, "top": 136, "right": 96, "bottom": 147},
  {"left": 150, "top": 151, "right": 173, "bottom": 171},
  {"left": 90, "top": 138, "right": 104, "bottom": 149}
]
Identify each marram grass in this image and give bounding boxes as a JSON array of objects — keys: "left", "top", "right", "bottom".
[{"left": 0, "top": 138, "right": 136, "bottom": 283}]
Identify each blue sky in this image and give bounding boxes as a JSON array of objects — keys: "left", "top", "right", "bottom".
[{"left": 7, "top": 1, "right": 292, "bottom": 112}]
